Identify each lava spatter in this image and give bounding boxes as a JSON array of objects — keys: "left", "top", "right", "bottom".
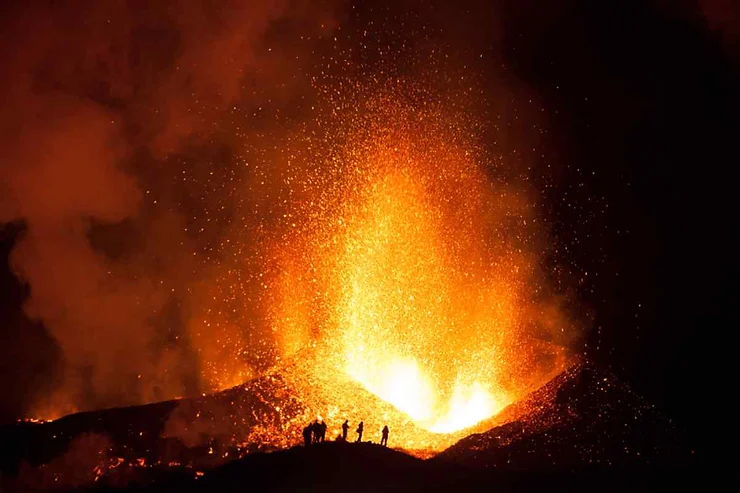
[{"left": 263, "top": 78, "right": 573, "bottom": 440}]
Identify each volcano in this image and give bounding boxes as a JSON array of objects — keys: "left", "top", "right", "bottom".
[{"left": 0, "top": 359, "right": 694, "bottom": 492}]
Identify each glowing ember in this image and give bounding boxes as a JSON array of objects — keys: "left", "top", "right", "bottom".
[
  {"left": 22, "top": 77, "right": 575, "bottom": 456},
  {"left": 264, "top": 78, "right": 574, "bottom": 444}
]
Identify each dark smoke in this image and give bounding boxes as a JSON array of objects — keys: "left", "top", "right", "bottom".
[
  {"left": 0, "top": 0, "right": 341, "bottom": 417},
  {"left": 697, "top": 0, "right": 740, "bottom": 56}
]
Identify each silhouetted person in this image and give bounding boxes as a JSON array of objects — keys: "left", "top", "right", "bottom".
[
  {"left": 341, "top": 420, "right": 349, "bottom": 441},
  {"left": 302, "top": 424, "right": 312, "bottom": 446},
  {"left": 311, "top": 421, "right": 320, "bottom": 444},
  {"left": 356, "top": 421, "right": 364, "bottom": 442},
  {"left": 381, "top": 425, "right": 389, "bottom": 447},
  {"left": 318, "top": 420, "right": 327, "bottom": 443}
]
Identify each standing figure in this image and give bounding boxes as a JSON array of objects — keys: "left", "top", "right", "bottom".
[
  {"left": 381, "top": 425, "right": 389, "bottom": 447},
  {"left": 302, "top": 424, "right": 312, "bottom": 446},
  {"left": 356, "top": 421, "right": 364, "bottom": 442},
  {"left": 341, "top": 420, "right": 349, "bottom": 441},
  {"left": 318, "top": 420, "right": 327, "bottom": 443},
  {"left": 311, "top": 421, "right": 320, "bottom": 444}
]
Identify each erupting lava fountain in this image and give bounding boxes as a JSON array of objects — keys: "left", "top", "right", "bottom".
[{"left": 254, "top": 79, "right": 575, "bottom": 450}]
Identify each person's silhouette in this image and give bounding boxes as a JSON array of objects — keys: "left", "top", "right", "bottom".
[
  {"left": 303, "top": 424, "right": 312, "bottom": 446},
  {"left": 318, "top": 420, "right": 327, "bottom": 443},
  {"left": 341, "top": 420, "right": 349, "bottom": 441},
  {"left": 381, "top": 425, "right": 389, "bottom": 447},
  {"left": 356, "top": 421, "right": 364, "bottom": 442},
  {"left": 311, "top": 421, "right": 320, "bottom": 444}
]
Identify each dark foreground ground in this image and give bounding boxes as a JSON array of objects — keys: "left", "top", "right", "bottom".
[
  {"left": 1, "top": 361, "right": 705, "bottom": 492},
  {"left": 78, "top": 441, "right": 703, "bottom": 493}
]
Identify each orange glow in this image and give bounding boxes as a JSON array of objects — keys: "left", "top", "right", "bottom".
[
  {"left": 332, "top": 167, "right": 516, "bottom": 433},
  {"left": 27, "top": 80, "right": 575, "bottom": 457},
  {"left": 261, "top": 81, "right": 574, "bottom": 447}
]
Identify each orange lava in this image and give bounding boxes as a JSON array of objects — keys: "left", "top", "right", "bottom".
[{"left": 265, "top": 80, "right": 573, "bottom": 448}]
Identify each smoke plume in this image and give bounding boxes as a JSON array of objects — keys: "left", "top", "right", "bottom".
[
  {"left": 1, "top": 0, "right": 582, "bottom": 422},
  {"left": 0, "top": 0, "right": 341, "bottom": 416}
]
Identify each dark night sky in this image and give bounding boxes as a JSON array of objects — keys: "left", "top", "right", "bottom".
[
  {"left": 1, "top": 0, "right": 735, "bottom": 455},
  {"left": 492, "top": 1, "right": 734, "bottom": 454}
]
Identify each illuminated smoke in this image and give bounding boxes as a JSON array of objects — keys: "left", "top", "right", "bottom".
[
  {"left": 0, "top": 0, "right": 340, "bottom": 417},
  {"left": 0, "top": 0, "right": 579, "bottom": 436}
]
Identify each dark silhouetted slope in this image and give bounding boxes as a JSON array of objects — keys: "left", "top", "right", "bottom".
[
  {"left": 87, "top": 441, "right": 701, "bottom": 493},
  {"left": 434, "top": 360, "right": 694, "bottom": 470}
]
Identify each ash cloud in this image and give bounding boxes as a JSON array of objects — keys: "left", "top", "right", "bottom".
[{"left": 0, "top": 0, "right": 341, "bottom": 417}]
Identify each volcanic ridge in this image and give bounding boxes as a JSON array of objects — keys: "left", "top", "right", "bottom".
[{"left": 0, "top": 360, "right": 696, "bottom": 492}]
